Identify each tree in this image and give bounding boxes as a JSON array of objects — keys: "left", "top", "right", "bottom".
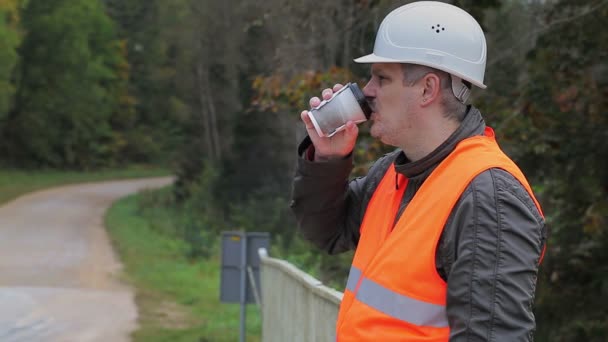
[
  {"left": 509, "top": 1, "right": 608, "bottom": 340},
  {"left": 0, "top": 0, "right": 21, "bottom": 128},
  {"left": 104, "top": 0, "right": 184, "bottom": 163},
  {"left": 5, "top": 0, "right": 128, "bottom": 168}
]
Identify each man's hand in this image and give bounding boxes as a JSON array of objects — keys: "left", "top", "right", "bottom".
[{"left": 301, "top": 83, "right": 359, "bottom": 161}]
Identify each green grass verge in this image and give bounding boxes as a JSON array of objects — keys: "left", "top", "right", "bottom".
[
  {"left": 105, "top": 193, "right": 261, "bottom": 342},
  {"left": 0, "top": 165, "right": 170, "bottom": 206}
]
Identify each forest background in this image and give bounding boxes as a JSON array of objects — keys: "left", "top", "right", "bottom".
[{"left": 0, "top": 0, "right": 606, "bottom": 340}]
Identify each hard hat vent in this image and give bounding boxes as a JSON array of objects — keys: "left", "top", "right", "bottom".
[{"left": 431, "top": 24, "right": 446, "bottom": 34}]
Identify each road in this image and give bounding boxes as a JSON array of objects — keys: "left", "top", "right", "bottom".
[{"left": 0, "top": 177, "right": 173, "bottom": 342}]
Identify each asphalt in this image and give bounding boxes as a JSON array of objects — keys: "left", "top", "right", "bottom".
[{"left": 0, "top": 177, "right": 173, "bottom": 342}]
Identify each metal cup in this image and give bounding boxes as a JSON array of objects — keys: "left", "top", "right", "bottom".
[{"left": 307, "top": 83, "right": 372, "bottom": 138}]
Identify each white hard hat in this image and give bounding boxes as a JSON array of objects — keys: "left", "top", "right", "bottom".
[{"left": 355, "top": 1, "right": 487, "bottom": 99}]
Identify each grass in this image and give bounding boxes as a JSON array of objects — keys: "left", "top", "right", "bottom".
[
  {"left": 0, "top": 165, "right": 170, "bottom": 206},
  {"left": 105, "top": 192, "right": 261, "bottom": 342}
]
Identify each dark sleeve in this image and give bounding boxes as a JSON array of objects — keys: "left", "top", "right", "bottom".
[
  {"left": 443, "top": 169, "right": 546, "bottom": 341},
  {"left": 290, "top": 137, "right": 394, "bottom": 254}
]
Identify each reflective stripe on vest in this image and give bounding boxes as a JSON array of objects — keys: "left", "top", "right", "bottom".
[
  {"left": 345, "top": 265, "right": 361, "bottom": 292},
  {"left": 345, "top": 265, "right": 448, "bottom": 328}
]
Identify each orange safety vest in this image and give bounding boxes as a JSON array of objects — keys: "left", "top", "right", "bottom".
[{"left": 336, "top": 127, "right": 544, "bottom": 341}]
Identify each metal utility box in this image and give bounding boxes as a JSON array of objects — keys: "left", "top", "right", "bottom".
[{"left": 220, "top": 231, "right": 270, "bottom": 304}]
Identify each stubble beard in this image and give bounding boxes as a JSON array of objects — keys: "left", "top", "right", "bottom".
[
  {"left": 370, "top": 115, "right": 382, "bottom": 140},
  {"left": 370, "top": 119, "right": 393, "bottom": 146}
]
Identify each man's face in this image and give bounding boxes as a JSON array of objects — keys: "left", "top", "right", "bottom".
[{"left": 362, "top": 63, "right": 420, "bottom": 147}]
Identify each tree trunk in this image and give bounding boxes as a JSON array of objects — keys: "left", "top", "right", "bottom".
[
  {"left": 203, "top": 65, "right": 222, "bottom": 161},
  {"left": 342, "top": 0, "right": 354, "bottom": 67},
  {"left": 196, "top": 63, "right": 215, "bottom": 160}
]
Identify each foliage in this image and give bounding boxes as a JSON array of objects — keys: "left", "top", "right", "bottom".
[
  {"left": 0, "top": 0, "right": 21, "bottom": 121},
  {"left": 104, "top": 0, "right": 186, "bottom": 164},
  {"left": 251, "top": 67, "right": 357, "bottom": 113},
  {"left": 509, "top": 1, "right": 608, "bottom": 340},
  {"left": 4, "top": 0, "right": 130, "bottom": 168},
  {"left": 106, "top": 192, "right": 261, "bottom": 342},
  {"left": 228, "top": 189, "right": 295, "bottom": 248},
  {"left": 177, "top": 164, "right": 226, "bottom": 258}
]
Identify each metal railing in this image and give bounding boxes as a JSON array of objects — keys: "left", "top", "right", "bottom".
[{"left": 258, "top": 248, "right": 342, "bottom": 342}]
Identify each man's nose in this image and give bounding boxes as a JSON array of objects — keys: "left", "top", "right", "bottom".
[{"left": 362, "top": 80, "right": 375, "bottom": 98}]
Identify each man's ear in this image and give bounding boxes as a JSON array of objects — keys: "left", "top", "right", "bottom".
[{"left": 420, "top": 73, "right": 441, "bottom": 107}]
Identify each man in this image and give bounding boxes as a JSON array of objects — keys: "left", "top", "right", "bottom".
[{"left": 291, "top": 1, "right": 546, "bottom": 341}]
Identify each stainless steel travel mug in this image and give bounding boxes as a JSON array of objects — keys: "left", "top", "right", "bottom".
[{"left": 307, "top": 83, "right": 372, "bottom": 138}]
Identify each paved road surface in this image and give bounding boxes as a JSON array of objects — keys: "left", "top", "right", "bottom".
[{"left": 0, "top": 177, "right": 173, "bottom": 342}]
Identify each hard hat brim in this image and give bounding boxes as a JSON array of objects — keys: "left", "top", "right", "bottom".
[
  {"left": 354, "top": 53, "right": 399, "bottom": 64},
  {"left": 353, "top": 53, "right": 487, "bottom": 89}
]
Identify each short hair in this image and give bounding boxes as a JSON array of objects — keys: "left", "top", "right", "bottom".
[{"left": 401, "top": 64, "right": 467, "bottom": 122}]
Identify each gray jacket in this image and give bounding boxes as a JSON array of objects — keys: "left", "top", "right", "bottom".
[{"left": 290, "top": 106, "right": 546, "bottom": 341}]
